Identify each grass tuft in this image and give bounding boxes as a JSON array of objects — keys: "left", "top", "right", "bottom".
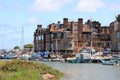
[{"left": 0, "top": 60, "right": 63, "bottom": 80}]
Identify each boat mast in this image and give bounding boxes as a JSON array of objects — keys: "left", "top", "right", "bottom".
[{"left": 90, "top": 18, "right": 93, "bottom": 55}]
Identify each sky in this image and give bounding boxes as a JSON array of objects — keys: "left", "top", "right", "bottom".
[{"left": 0, "top": 0, "right": 120, "bottom": 50}]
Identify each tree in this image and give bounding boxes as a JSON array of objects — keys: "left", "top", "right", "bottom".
[
  {"left": 14, "top": 46, "right": 20, "bottom": 50},
  {"left": 116, "top": 14, "right": 120, "bottom": 22},
  {"left": 24, "top": 44, "right": 34, "bottom": 51}
]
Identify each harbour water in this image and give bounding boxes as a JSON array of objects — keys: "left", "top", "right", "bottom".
[{"left": 45, "top": 62, "right": 120, "bottom": 80}]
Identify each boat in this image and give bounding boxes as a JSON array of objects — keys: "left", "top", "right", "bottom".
[
  {"left": 66, "top": 57, "right": 76, "bottom": 63},
  {"left": 101, "top": 59, "right": 119, "bottom": 65},
  {"left": 51, "top": 57, "right": 63, "bottom": 62}
]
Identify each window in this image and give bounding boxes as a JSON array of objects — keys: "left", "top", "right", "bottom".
[
  {"left": 64, "top": 33, "right": 67, "bottom": 38},
  {"left": 53, "top": 33, "right": 57, "bottom": 39},
  {"left": 36, "top": 36, "right": 38, "bottom": 40},
  {"left": 101, "top": 28, "right": 104, "bottom": 32},
  {"left": 117, "top": 32, "right": 120, "bottom": 38},
  {"left": 57, "top": 33, "right": 61, "bottom": 38},
  {"left": 117, "top": 43, "right": 120, "bottom": 50},
  {"left": 74, "top": 26, "right": 78, "bottom": 31},
  {"left": 69, "top": 44, "right": 72, "bottom": 48},
  {"left": 106, "top": 42, "right": 110, "bottom": 46},
  {"left": 51, "top": 34, "right": 54, "bottom": 39},
  {"left": 60, "top": 24, "right": 64, "bottom": 28},
  {"left": 38, "top": 35, "right": 41, "bottom": 40},
  {"left": 100, "top": 35, "right": 105, "bottom": 40},
  {"left": 93, "top": 28, "right": 98, "bottom": 33},
  {"left": 55, "top": 24, "right": 60, "bottom": 28},
  {"left": 41, "top": 35, "right": 43, "bottom": 40}
]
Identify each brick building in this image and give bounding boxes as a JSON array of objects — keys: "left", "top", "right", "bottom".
[
  {"left": 110, "top": 14, "right": 120, "bottom": 52},
  {"left": 34, "top": 18, "right": 110, "bottom": 53}
]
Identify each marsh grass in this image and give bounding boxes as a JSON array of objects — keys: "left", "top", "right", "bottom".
[{"left": 0, "top": 60, "right": 63, "bottom": 80}]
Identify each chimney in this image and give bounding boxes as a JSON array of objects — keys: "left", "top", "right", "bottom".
[
  {"left": 71, "top": 21, "right": 74, "bottom": 35},
  {"left": 63, "top": 18, "right": 68, "bottom": 28},
  {"left": 58, "top": 21, "right": 60, "bottom": 24},
  {"left": 49, "top": 24, "right": 55, "bottom": 31},
  {"left": 98, "top": 23, "right": 101, "bottom": 33},
  {"left": 78, "top": 18, "right": 83, "bottom": 38},
  {"left": 37, "top": 24, "right": 42, "bottom": 29}
]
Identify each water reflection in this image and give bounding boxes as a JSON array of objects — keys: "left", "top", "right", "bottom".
[{"left": 45, "top": 62, "right": 120, "bottom": 80}]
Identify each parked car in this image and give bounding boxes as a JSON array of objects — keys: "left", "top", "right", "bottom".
[
  {"left": 19, "top": 54, "right": 30, "bottom": 60},
  {"left": 51, "top": 57, "right": 62, "bottom": 62},
  {"left": 29, "top": 53, "right": 42, "bottom": 61},
  {"left": 2, "top": 53, "right": 17, "bottom": 59},
  {"left": 103, "top": 48, "right": 110, "bottom": 54},
  {"left": 112, "top": 55, "right": 120, "bottom": 59},
  {"left": 0, "top": 54, "right": 4, "bottom": 59}
]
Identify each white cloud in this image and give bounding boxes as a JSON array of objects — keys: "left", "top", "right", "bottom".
[
  {"left": 28, "top": 17, "right": 37, "bottom": 24},
  {"left": 110, "top": 3, "right": 120, "bottom": 11},
  {"left": 74, "top": 0, "right": 105, "bottom": 12},
  {"left": 30, "top": 0, "right": 72, "bottom": 12}
]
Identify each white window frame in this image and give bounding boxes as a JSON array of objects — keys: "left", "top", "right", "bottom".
[
  {"left": 74, "top": 26, "right": 78, "bottom": 31},
  {"left": 117, "top": 32, "right": 120, "bottom": 38},
  {"left": 117, "top": 43, "right": 120, "bottom": 50}
]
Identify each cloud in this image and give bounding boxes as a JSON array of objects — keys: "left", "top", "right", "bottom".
[
  {"left": 110, "top": 3, "right": 120, "bottom": 11},
  {"left": 28, "top": 17, "right": 37, "bottom": 24},
  {"left": 74, "top": 0, "right": 105, "bottom": 12},
  {"left": 30, "top": 0, "right": 72, "bottom": 12}
]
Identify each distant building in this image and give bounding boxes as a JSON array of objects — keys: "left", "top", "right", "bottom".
[{"left": 34, "top": 18, "right": 110, "bottom": 53}]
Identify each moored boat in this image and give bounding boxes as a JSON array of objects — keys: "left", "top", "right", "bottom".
[
  {"left": 101, "top": 59, "right": 119, "bottom": 65},
  {"left": 66, "top": 57, "right": 76, "bottom": 63}
]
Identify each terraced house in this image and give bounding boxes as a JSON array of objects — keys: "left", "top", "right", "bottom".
[{"left": 34, "top": 18, "right": 110, "bottom": 54}]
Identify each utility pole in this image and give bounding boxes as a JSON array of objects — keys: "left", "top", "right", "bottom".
[{"left": 21, "top": 26, "right": 24, "bottom": 50}]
